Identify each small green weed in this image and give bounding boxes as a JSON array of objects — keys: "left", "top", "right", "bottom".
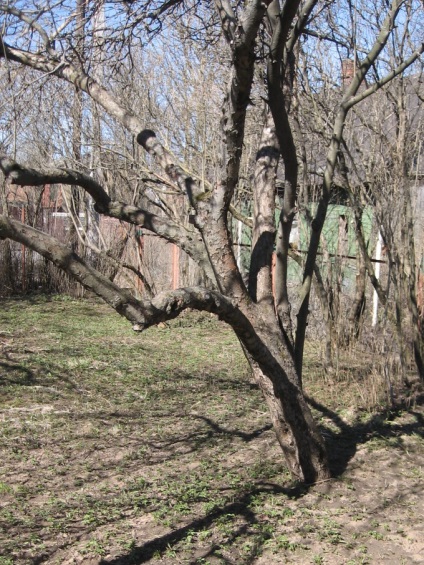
[
  {"left": 0, "top": 482, "right": 13, "bottom": 494},
  {"left": 317, "top": 518, "right": 344, "bottom": 545},
  {"left": 82, "top": 539, "right": 106, "bottom": 556},
  {"left": 368, "top": 530, "right": 384, "bottom": 540}
]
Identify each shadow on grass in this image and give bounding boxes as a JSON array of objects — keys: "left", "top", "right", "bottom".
[
  {"left": 0, "top": 360, "right": 35, "bottom": 383},
  {"left": 0, "top": 294, "right": 53, "bottom": 308},
  {"left": 0, "top": 357, "right": 85, "bottom": 392},
  {"left": 99, "top": 482, "right": 305, "bottom": 565},
  {"left": 307, "top": 394, "right": 424, "bottom": 477},
  {"left": 99, "top": 397, "right": 423, "bottom": 565},
  {"left": 192, "top": 415, "right": 272, "bottom": 442}
]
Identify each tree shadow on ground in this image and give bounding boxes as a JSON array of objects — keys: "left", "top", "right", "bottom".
[
  {"left": 0, "top": 356, "right": 84, "bottom": 391},
  {"left": 192, "top": 415, "right": 273, "bottom": 442},
  {"left": 307, "top": 394, "right": 424, "bottom": 476},
  {"left": 99, "top": 482, "right": 304, "bottom": 565},
  {"left": 100, "top": 397, "right": 423, "bottom": 565},
  {"left": 0, "top": 360, "right": 35, "bottom": 383}
]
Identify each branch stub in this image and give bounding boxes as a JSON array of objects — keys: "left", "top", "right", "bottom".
[{"left": 137, "top": 130, "right": 156, "bottom": 148}]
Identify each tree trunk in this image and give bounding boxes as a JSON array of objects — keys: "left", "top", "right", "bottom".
[
  {"left": 251, "top": 355, "right": 329, "bottom": 483},
  {"left": 242, "top": 311, "right": 330, "bottom": 483}
]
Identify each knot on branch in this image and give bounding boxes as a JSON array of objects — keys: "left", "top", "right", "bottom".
[
  {"left": 93, "top": 202, "right": 109, "bottom": 215},
  {"left": 137, "top": 129, "right": 156, "bottom": 148}
]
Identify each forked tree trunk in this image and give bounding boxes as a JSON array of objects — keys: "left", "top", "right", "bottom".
[{"left": 0, "top": 202, "right": 331, "bottom": 484}]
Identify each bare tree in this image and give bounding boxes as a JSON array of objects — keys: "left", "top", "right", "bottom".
[
  {"left": 0, "top": 0, "right": 422, "bottom": 482},
  {"left": 353, "top": 73, "right": 424, "bottom": 379}
]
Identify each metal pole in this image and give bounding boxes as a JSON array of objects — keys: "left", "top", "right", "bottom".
[
  {"left": 372, "top": 230, "right": 383, "bottom": 326},
  {"left": 172, "top": 244, "right": 180, "bottom": 290}
]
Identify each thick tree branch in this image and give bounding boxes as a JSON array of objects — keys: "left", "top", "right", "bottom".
[
  {"left": 0, "top": 214, "right": 245, "bottom": 328},
  {"left": 278, "top": 0, "right": 303, "bottom": 48},
  {"left": 196, "top": 0, "right": 273, "bottom": 303},
  {"left": 0, "top": 155, "right": 215, "bottom": 282},
  {"left": 0, "top": 215, "right": 147, "bottom": 324},
  {"left": 220, "top": 0, "right": 272, "bottom": 207},
  {"left": 136, "top": 130, "right": 202, "bottom": 207},
  {"left": 267, "top": 1, "right": 300, "bottom": 341},
  {"left": 0, "top": 41, "right": 144, "bottom": 137},
  {"left": 249, "top": 110, "right": 278, "bottom": 309},
  {"left": 0, "top": 155, "right": 111, "bottom": 209},
  {"left": 287, "top": 0, "right": 320, "bottom": 52},
  {"left": 214, "top": 0, "right": 236, "bottom": 44},
  {"left": 0, "top": 214, "right": 271, "bottom": 363},
  {"left": 341, "top": 0, "right": 404, "bottom": 109},
  {"left": 134, "top": 287, "right": 252, "bottom": 332},
  {"left": 0, "top": 40, "right": 206, "bottom": 214}
]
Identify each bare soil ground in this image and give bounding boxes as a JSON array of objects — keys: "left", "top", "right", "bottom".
[{"left": 0, "top": 296, "right": 423, "bottom": 565}]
